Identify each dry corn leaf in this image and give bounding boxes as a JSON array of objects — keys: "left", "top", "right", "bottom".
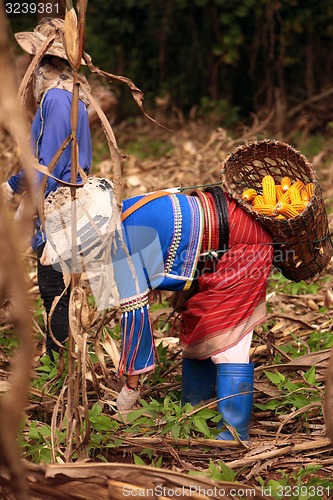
[
  {"left": 100, "top": 331, "right": 120, "bottom": 369},
  {"left": 64, "top": 8, "right": 79, "bottom": 68},
  {"left": 307, "top": 298, "right": 319, "bottom": 311},
  {"left": 324, "top": 286, "right": 333, "bottom": 308}
]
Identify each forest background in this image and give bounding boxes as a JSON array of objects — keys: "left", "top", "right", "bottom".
[{"left": 8, "top": 0, "right": 333, "bottom": 136}]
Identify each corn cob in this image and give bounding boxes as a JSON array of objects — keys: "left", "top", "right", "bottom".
[
  {"left": 279, "top": 190, "right": 291, "bottom": 204},
  {"left": 300, "top": 187, "right": 310, "bottom": 202},
  {"left": 281, "top": 205, "right": 299, "bottom": 218},
  {"left": 252, "top": 204, "right": 276, "bottom": 216},
  {"left": 275, "top": 202, "right": 299, "bottom": 218},
  {"left": 294, "top": 179, "right": 305, "bottom": 190},
  {"left": 275, "top": 202, "right": 284, "bottom": 214},
  {"left": 305, "top": 182, "right": 314, "bottom": 199},
  {"left": 288, "top": 180, "right": 304, "bottom": 203},
  {"left": 253, "top": 194, "right": 265, "bottom": 205},
  {"left": 275, "top": 185, "right": 284, "bottom": 201},
  {"left": 275, "top": 214, "right": 286, "bottom": 220},
  {"left": 289, "top": 188, "right": 302, "bottom": 203},
  {"left": 281, "top": 176, "right": 292, "bottom": 191},
  {"left": 290, "top": 201, "right": 308, "bottom": 213},
  {"left": 241, "top": 188, "right": 257, "bottom": 201},
  {"left": 262, "top": 175, "right": 276, "bottom": 205}
]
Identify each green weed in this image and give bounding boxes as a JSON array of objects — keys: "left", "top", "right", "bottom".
[
  {"left": 20, "top": 402, "right": 122, "bottom": 463},
  {"left": 88, "top": 403, "right": 121, "bottom": 458},
  {"left": 126, "top": 396, "right": 221, "bottom": 440},
  {"left": 273, "top": 330, "right": 333, "bottom": 364},
  {"left": 197, "top": 97, "right": 240, "bottom": 126},
  {"left": 257, "top": 465, "right": 333, "bottom": 499},
  {"left": 146, "top": 342, "right": 178, "bottom": 388},
  {"left": 32, "top": 351, "right": 67, "bottom": 394},
  {"left": 268, "top": 272, "right": 321, "bottom": 295},
  {"left": 255, "top": 366, "right": 321, "bottom": 416},
  {"left": 133, "top": 451, "right": 163, "bottom": 468},
  {"left": 0, "top": 328, "right": 19, "bottom": 356},
  {"left": 19, "top": 420, "right": 66, "bottom": 464},
  {"left": 189, "top": 458, "right": 237, "bottom": 482}
]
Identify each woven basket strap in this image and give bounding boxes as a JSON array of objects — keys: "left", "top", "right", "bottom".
[{"left": 121, "top": 190, "right": 170, "bottom": 222}]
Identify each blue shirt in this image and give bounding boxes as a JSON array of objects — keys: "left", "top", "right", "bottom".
[
  {"left": 115, "top": 193, "right": 204, "bottom": 298},
  {"left": 8, "top": 88, "right": 92, "bottom": 249}
]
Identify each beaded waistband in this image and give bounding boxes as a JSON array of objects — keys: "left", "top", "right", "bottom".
[{"left": 120, "top": 291, "right": 149, "bottom": 313}]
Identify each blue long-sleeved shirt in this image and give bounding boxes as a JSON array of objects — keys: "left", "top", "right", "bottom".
[{"left": 8, "top": 88, "right": 92, "bottom": 249}]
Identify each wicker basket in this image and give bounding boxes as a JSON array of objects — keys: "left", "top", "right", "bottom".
[{"left": 220, "top": 139, "right": 333, "bottom": 282}]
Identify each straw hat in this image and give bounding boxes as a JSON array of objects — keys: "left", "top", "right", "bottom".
[{"left": 15, "top": 17, "right": 87, "bottom": 64}]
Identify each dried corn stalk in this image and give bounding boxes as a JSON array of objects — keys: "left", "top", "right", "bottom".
[{"left": 0, "top": 2, "right": 36, "bottom": 498}]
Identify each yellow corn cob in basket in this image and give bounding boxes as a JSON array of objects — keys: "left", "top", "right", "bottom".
[{"left": 262, "top": 175, "right": 276, "bottom": 205}]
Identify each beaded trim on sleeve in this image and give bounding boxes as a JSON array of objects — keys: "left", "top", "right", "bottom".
[
  {"left": 181, "top": 195, "right": 204, "bottom": 277},
  {"left": 120, "top": 291, "right": 150, "bottom": 313},
  {"left": 164, "top": 194, "right": 182, "bottom": 274}
]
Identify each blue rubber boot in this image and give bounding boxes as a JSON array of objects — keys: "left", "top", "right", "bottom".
[
  {"left": 216, "top": 362, "right": 254, "bottom": 441},
  {"left": 181, "top": 358, "right": 216, "bottom": 405}
]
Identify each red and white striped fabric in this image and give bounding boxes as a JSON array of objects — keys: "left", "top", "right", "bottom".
[{"left": 181, "top": 194, "right": 273, "bottom": 359}]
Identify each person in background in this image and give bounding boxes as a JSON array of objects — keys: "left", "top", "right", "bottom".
[{"left": 2, "top": 18, "right": 92, "bottom": 357}]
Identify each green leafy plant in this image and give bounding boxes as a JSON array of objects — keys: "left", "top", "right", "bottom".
[
  {"left": 19, "top": 420, "right": 64, "bottom": 464},
  {"left": 268, "top": 272, "right": 321, "bottom": 295},
  {"left": 88, "top": 403, "right": 121, "bottom": 458},
  {"left": 123, "top": 138, "right": 172, "bottom": 160},
  {"left": 273, "top": 330, "right": 333, "bottom": 364},
  {"left": 197, "top": 97, "right": 240, "bottom": 125},
  {"left": 126, "top": 396, "right": 221, "bottom": 439},
  {"left": 255, "top": 367, "right": 322, "bottom": 416},
  {"left": 146, "top": 343, "right": 176, "bottom": 387},
  {"left": 189, "top": 458, "right": 237, "bottom": 482},
  {"left": 133, "top": 450, "right": 163, "bottom": 468},
  {"left": 306, "top": 329, "right": 333, "bottom": 351},
  {"left": 20, "top": 403, "right": 122, "bottom": 463},
  {"left": 32, "top": 351, "right": 67, "bottom": 394},
  {"left": 103, "top": 323, "right": 121, "bottom": 341},
  {"left": 0, "top": 328, "right": 19, "bottom": 356},
  {"left": 257, "top": 465, "right": 333, "bottom": 500}
]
